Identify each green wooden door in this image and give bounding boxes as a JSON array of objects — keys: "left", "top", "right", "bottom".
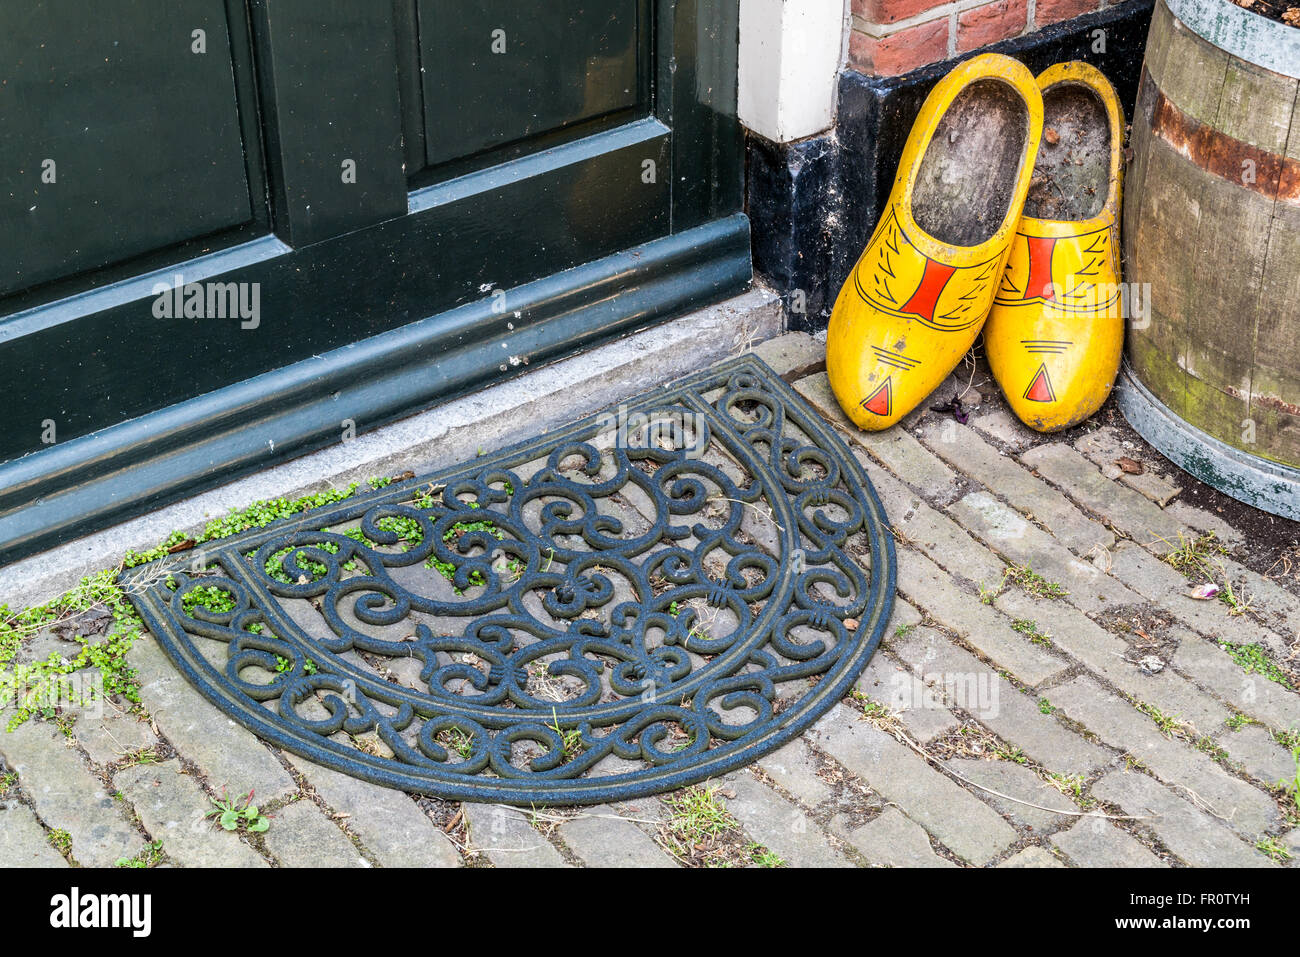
[{"left": 0, "top": 0, "right": 748, "bottom": 563}]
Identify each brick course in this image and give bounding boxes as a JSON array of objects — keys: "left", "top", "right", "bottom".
[
  {"left": 849, "top": 0, "right": 1106, "bottom": 76},
  {"left": 957, "top": 0, "right": 1029, "bottom": 52},
  {"left": 850, "top": 18, "right": 951, "bottom": 77},
  {"left": 854, "top": 0, "right": 952, "bottom": 26}
]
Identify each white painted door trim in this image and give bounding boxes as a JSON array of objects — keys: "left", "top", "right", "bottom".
[{"left": 738, "top": 0, "right": 849, "bottom": 143}]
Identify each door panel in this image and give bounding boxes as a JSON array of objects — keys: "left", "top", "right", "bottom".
[
  {"left": 0, "top": 121, "right": 672, "bottom": 465},
  {"left": 0, "top": 0, "right": 252, "bottom": 297},
  {"left": 417, "top": 0, "right": 644, "bottom": 168},
  {"left": 0, "top": 0, "right": 747, "bottom": 565},
  {"left": 250, "top": 0, "right": 409, "bottom": 247}
]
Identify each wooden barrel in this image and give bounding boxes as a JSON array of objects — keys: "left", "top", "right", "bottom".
[{"left": 1120, "top": 0, "right": 1300, "bottom": 518}]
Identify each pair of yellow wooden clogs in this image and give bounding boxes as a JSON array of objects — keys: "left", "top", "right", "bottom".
[{"left": 827, "top": 54, "right": 1124, "bottom": 433}]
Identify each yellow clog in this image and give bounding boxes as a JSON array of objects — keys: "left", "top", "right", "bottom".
[
  {"left": 827, "top": 53, "right": 1044, "bottom": 431},
  {"left": 984, "top": 62, "right": 1124, "bottom": 433}
]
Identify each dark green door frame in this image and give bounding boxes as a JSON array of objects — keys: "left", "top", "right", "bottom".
[{"left": 0, "top": 0, "right": 749, "bottom": 565}]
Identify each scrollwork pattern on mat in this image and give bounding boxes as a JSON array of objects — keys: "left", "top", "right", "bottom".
[{"left": 124, "top": 357, "right": 895, "bottom": 804}]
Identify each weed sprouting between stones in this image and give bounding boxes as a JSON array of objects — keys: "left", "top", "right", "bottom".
[
  {"left": 981, "top": 563, "right": 1068, "bottom": 604},
  {"left": 659, "top": 783, "right": 747, "bottom": 867},
  {"left": 0, "top": 477, "right": 406, "bottom": 734},
  {"left": 1158, "top": 531, "right": 1256, "bottom": 616},
  {"left": 1011, "top": 618, "right": 1053, "bottom": 646},
  {"left": 1, "top": 568, "right": 145, "bottom": 732},
  {"left": 1256, "top": 836, "right": 1291, "bottom": 863},
  {"left": 1218, "top": 642, "right": 1294, "bottom": 690},
  {"left": 206, "top": 788, "right": 270, "bottom": 834},
  {"left": 748, "top": 843, "right": 786, "bottom": 867},
  {"left": 47, "top": 828, "right": 73, "bottom": 859},
  {"left": 114, "top": 840, "right": 165, "bottom": 869}
]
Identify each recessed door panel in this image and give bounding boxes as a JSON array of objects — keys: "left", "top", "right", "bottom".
[
  {"left": 0, "top": 0, "right": 252, "bottom": 297},
  {"left": 417, "top": 0, "right": 643, "bottom": 168}
]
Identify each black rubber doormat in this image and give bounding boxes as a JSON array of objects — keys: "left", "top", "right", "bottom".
[{"left": 121, "top": 356, "right": 896, "bottom": 805}]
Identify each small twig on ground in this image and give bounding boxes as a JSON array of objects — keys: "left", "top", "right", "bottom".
[
  {"left": 885, "top": 722, "right": 1153, "bottom": 822},
  {"left": 706, "top": 496, "right": 784, "bottom": 532}
]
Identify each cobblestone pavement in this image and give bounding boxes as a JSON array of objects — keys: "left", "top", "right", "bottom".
[{"left": 3, "top": 332, "right": 1299, "bottom": 868}]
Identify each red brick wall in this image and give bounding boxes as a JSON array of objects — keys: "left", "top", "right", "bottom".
[{"left": 849, "top": 0, "right": 1106, "bottom": 76}]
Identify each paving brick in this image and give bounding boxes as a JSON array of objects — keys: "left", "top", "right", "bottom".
[
  {"left": 463, "top": 802, "right": 569, "bottom": 868},
  {"left": 1091, "top": 770, "right": 1274, "bottom": 867},
  {"left": 262, "top": 799, "right": 367, "bottom": 868},
  {"left": 892, "top": 630, "right": 1109, "bottom": 774},
  {"left": 1219, "top": 724, "right": 1300, "bottom": 786},
  {"left": 1285, "top": 828, "right": 1300, "bottom": 856},
  {"left": 792, "top": 372, "right": 850, "bottom": 425},
  {"left": 114, "top": 760, "right": 266, "bottom": 867},
  {"left": 1110, "top": 544, "right": 1292, "bottom": 658},
  {"left": 1048, "top": 676, "right": 1279, "bottom": 838},
  {"left": 857, "top": 644, "right": 962, "bottom": 744},
  {"left": 998, "top": 845, "right": 1065, "bottom": 867},
  {"left": 0, "top": 719, "right": 142, "bottom": 867},
  {"left": 899, "top": 372, "right": 984, "bottom": 432},
  {"left": 556, "top": 805, "right": 676, "bottom": 868},
  {"left": 944, "top": 758, "right": 1082, "bottom": 832},
  {"left": 967, "top": 405, "right": 1040, "bottom": 452},
  {"left": 949, "top": 491, "right": 1143, "bottom": 613},
  {"left": 0, "top": 803, "right": 69, "bottom": 867},
  {"left": 1170, "top": 628, "right": 1300, "bottom": 732},
  {"left": 72, "top": 707, "right": 160, "bottom": 768},
  {"left": 130, "top": 634, "right": 296, "bottom": 801},
  {"left": 288, "top": 757, "right": 460, "bottom": 867},
  {"left": 1074, "top": 427, "right": 1182, "bottom": 506},
  {"left": 723, "top": 773, "right": 848, "bottom": 868},
  {"left": 917, "top": 419, "right": 1115, "bottom": 553},
  {"left": 849, "top": 430, "right": 963, "bottom": 505},
  {"left": 830, "top": 806, "right": 957, "bottom": 868},
  {"left": 810, "top": 704, "right": 1018, "bottom": 864},
  {"left": 888, "top": 596, "right": 924, "bottom": 630},
  {"left": 896, "top": 549, "right": 1069, "bottom": 687},
  {"left": 612, "top": 795, "right": 669, "bottom": 826},
  {"left": 858, "top": 457, "right": 1006, "bottom": 588},
  {"left": 995, "top": 589, "right": 1229, "bottom": 733},
  {"left": 1051, "top": 816, "right": 1167, "bottom": 867},
  {"left": 756, "top": 739, "right": 835, "bottom": 808},
  {"left": 1020, "top": 443, "right": 1189, "bottom": 546},
  {"left": 1164, "top": 500, "right": 1245, "bottom": 546},
  {"left": 1216, "top": 556, "right": 1300, "bottom": 643},
  {"left": 749, "top": 333, "right": 824, "bottom": 379},
  {"left": 11, "top": 626, "right": 77, "bottom": 668},
  {"left": 793, "top": 373, "right": 960, "bottom": 502}
]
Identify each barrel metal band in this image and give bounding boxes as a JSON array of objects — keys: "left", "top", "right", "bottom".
[{"left": 1137, "top": 66, "right": 1300, "bottom": 206}]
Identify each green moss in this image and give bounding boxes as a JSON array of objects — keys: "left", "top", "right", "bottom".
[
  {"left": 425, "top": 518, "right": 504, "bottom": 590},
  {"left": 4, "top": 476, "right": 401, "bottom": 732},
  {"left": 180, "top": 584, "right": 237, "bottom": 617},
  {"left": 115, "top": 840, "right": 164, "bottom": 868},
  {"left": 1011, "top": 618, "right": 1053, "bottom": 646},
  {"left": 1, "top": 568, "right": 145, "bottom": 731},
  {"left": 122, "top": 481, "right": 377, "bottom": 568},
  {"left": 1219, "top": 642, "right": 1293, "bottom": 690}
]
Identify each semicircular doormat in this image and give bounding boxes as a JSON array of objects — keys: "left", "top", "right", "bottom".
[{"left": 122, "top": 355, "right": 895, "bottom": 805}]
